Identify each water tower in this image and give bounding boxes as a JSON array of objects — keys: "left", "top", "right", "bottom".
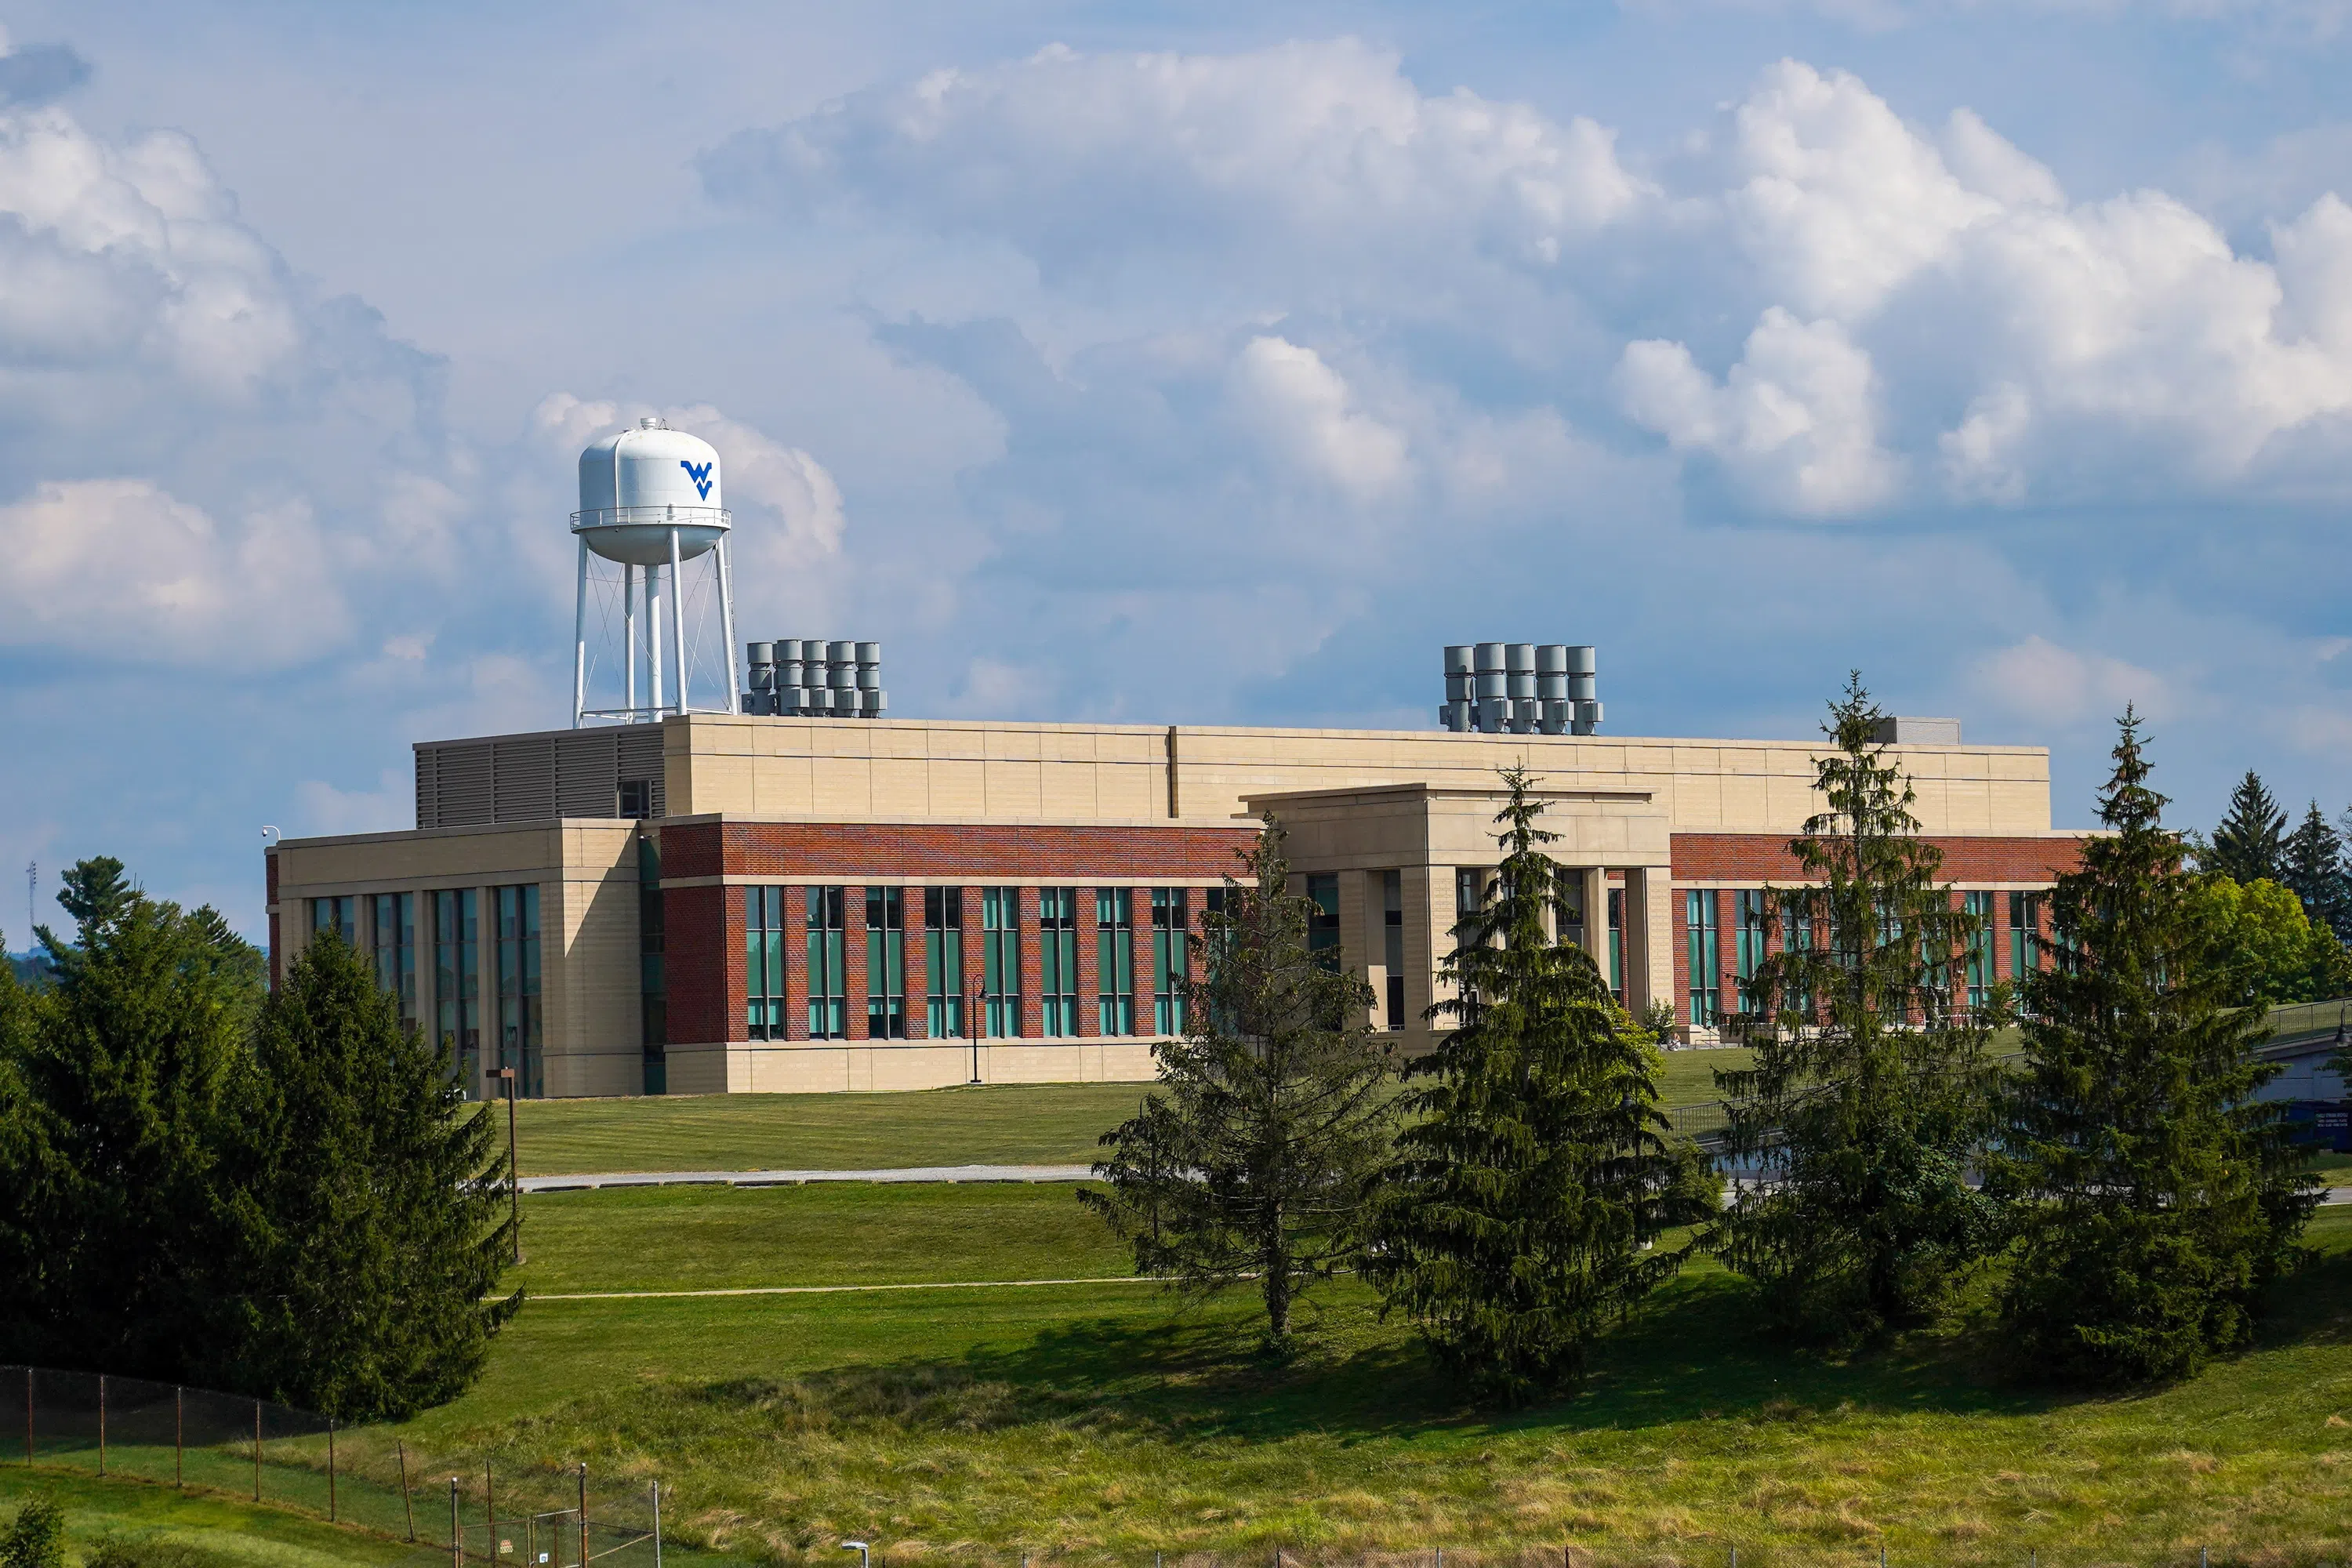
[{"left": 571, "top": 417, "right": 740, "bottom": 726}]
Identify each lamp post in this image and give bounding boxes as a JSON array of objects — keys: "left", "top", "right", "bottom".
[
  {"left": 841, "top": 1543, "right": 870, "bottom": 1568},
  {"left": 495, "top": 1066, "right": 522, "bottom": 1264}
]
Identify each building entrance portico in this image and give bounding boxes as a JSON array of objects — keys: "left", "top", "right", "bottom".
[{"left": 1242, "top": 782, "right": 1675, "bottom": 1050}]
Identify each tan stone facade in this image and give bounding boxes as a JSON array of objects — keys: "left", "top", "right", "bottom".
[{"left": 267, "top": 713, "right": 2074, "bottom": 1099}]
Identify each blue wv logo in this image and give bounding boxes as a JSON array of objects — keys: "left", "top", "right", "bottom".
[{"left": 680, "top": 459, "right": 715, "bottom": 500}]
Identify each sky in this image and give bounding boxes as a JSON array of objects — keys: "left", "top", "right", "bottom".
[{"left": 5, "top": 0, "right": 2352, "bottom": 945}]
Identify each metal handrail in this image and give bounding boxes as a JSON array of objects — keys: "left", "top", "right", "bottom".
[{"left": 568, "top": 506, "right": 730, "bottom": 531}]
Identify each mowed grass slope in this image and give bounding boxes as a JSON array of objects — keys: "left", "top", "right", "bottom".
[
  {"left": 509, "top": 1083, "right": 1156, "bottom": 1174},
  {"left": 509, "top": 1065, "right": 1757, "bottom": 1177},
  {"left": 377, "top": 1175, "right": 2352, "bottom": 1566}
]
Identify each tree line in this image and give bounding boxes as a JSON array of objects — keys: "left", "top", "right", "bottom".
[
  {"left": 1086, "top": 679, "right": 2323, "bottom": 1396},
  {"left": 0, "top": 860, "right": 517, "bottom": 1420}
]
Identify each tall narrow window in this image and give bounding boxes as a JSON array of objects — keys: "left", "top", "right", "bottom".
[
  {"left": 1454, "top": 867, "right": 1484, "bottom": 938},
  {"left": 807, "top": 886, "right": 847, "bottom": 1040},
  {"left": 1606, "top": 886, "right": 1624, "bottom": 1004},
  {"left": 371, "top": 891, "right": 417, "bottom": 1029},
  {"left": 866, "top": 887, "right": 907, "bottom": 1040},
  {"left": 1305, "top": 874, "right": 1341, "bottom": 971},
  {"left": 1686, "top": 888, "right": 1719, "bottom": 1028},
  {"left": 746, "top": 886, "right": 788, "bottom": 1041},
  {"left": 1381, "top": 871, "right": 1405, "bottom": 1029},
  {"left": 926, "top": 887, "right": 965, "bottom": 1039},
  {"left": 1040, "top": 887, "right": 1080, "bottom": 1036},
  {"left": 310, "top": 895, "right": 356, "bottom": 946},
  {"left": 495, "top": 884, "right": 543, "bottom": 1098},
  {"left": 1096, "top": 888, "right": 1135, "bottom": 1035},
  {"left": 638, "top": 833, "right": 666, "bottom": 1094},
  {"left": 2009, "top": 891, "right": 2041, "bottom": 982},
  {"left": 1733, "top": 889, "right": 1768, "bottom": 1012},
  {"left": 981, "top": 887, "right": 1022, "bottom": 1038},
  {"left": 1780, "top": 891, "right": 1812, "bottom": 1020},
  {"left": 1964, "top": 890, "right": 1996, "bottom": 1011},
  {"left": 1152, "top": 888, "right": 1188, "bottom": 1036},
  {"left": 1556, "top": 872, "right": 1585, "bottom": 951},
  {"left": 434, "top": 889, "right": 480, "bottom": 1096}
]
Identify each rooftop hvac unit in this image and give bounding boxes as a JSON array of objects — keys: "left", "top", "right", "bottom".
[{"left": 745, "top": 639, "right": 888, "bottom": 719}]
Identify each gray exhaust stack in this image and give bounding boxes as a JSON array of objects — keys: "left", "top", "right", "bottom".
[
  {"left": 744, "top": 637, "right": 887, "bottom": 718},
  {"left": 1440, "top": 643, "right": 1600, "bottom": 735}
]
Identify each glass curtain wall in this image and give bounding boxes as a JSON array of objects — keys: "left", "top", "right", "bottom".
[
  {"left": 925, "top": 887, "right": 965, "bottom": 1039},
  {"left": 495, "top": 884, "right": 543, "bottom": 1098},
  {"left": 310, "top": 896, "right": 356, "bottom": 946},
  {"left": 1964, "top": 890, "right": 1996, "bottom": 1011},
  {"left": 1733, "top": 889, "right": 1768, "bottom": 1013},
  {"left": 807, "top": 887, "right": 847, "bottom": 1040},
  {"left": 981, "top": 887, "right": 1022, "bottom": 1038},
  {"left": 1306, "top": 875, "right": 1341, "bottom": 970},
  {"left": 1096, "top": 888, "right": 1134, "bottom": 1036},
  {"left": 867, "top": 887, "right": 907, "bottom": 1039},
  {"left": 434, "top": 889, "right": 480, "bottom": 1097},
  {"left": 1040, "top": 887, "right": 1080, "bottom": 1036},
  {"left": 1152, "top": 888, "right": 1187, "bottom": 1036},
  {"left": 1607, "top": 886, "right": 1624, "bottom": 1004},
  {"left": 746, "top": 886, "right": 788, "bottom": 1040},
  {"left": 1381, "top": 871, "right": 1405, "bottom": 1029},
  {"left": 371, "top": 892, "right": 417, "bottom": 1029},
  {"left": 1686, "top": 888, "right": 1719, "bottom": 1028}
]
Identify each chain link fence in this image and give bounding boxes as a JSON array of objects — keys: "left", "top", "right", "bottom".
[{"left": 3, "top": 1366, "right": 758, "bottom": 1568}]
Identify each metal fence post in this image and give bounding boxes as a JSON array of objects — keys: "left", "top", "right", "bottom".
[
  {"left": 97, "top": 1374, "right": 106, "bottom": 1477},
  {"left": 578, "top": 1463, "right": 589, "bottom": 1568},
  {"left": 253, "top": 1398, "right": 263, "bottom": 1501},
  {"left": 400, "top": 1439, "right": 416, "bottom": 1542},
  {"left": 175, "top": 1387, "right": 183, "bottom": 1487},
  {"left": 651, "top": 1480, "right": 661, "bottom": 1568},
  {"left": 451, "top": 1478, "right": 461, "bottom": 1568},
  {"left": 328, "top": 1417, "right": 336, "bottom": 1522},
  {"left": 22, "top": 1367, "right": 31, "bottom": 1465},
  {"left": 487, "top": 1461, "right": 497, "bottom": 1565}
]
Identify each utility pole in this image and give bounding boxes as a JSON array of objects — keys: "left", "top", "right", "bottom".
[{"left": 23, "top": 861, "right": 32, "bottom": 949}]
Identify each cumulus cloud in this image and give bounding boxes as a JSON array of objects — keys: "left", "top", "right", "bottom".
[
  {"left": 1618, "top": 308, "right": 1901, "bottom": 516},
  {"left": 700, "top": 38, "right": 1649, "bottom": 279},
  {"left": 1973, "top": 635, "right": 2171, "bottom": 728},
  {"left": 1229, "top": 336, "right": 1410, "bottom": 500}
]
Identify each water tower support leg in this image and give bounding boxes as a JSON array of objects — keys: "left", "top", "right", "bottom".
[
  {"left": 572, "top": 536, "right": 589, "bottom": 728},
  {"left": 716, "top": 535, "right": 740, "bottom": 716},
  {"left": 648, "top": 565, "right": 665, "bottom": 718},
  {"left": 623, "top": 564, "right": 638, "bottom": 719},
  {"left": 670, "top": 528, "right": 688, "bottom": 717}
]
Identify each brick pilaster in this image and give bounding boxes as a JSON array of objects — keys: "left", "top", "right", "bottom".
[
  {"left": 785, "top": 885, "right": 811, "bottom": 1042},
  {"left": 1019, "top": 885, "right": 1044, "bottom": 1039},
  {"left": 961, "top": 885, "right": 985, "bottom": 1039},
  {"left": 905, "top": 890, "right": 931, "bottom": 1040},
  {"left": 724, "top": 882, "right": 750, "bottom": 1043},
  {"left": 1131, "top": 887, "right": 1154, "bottom": 1037},
  {"left": 1076, "top": 887, "right": 1102, "bottom": 1038}
]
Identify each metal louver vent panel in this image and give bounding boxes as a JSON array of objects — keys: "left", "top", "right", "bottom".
[
  {"left": 430, "top": 742, "right": 493, "bottom": 827},
  {"left": 492, "top": 739, "right": 557, "bottom": 821},
  {"left": 556, "top": 731, "right": 621, "bottom": 817},
  {"left": 617, "top": 728, "right": 666, "bottom": 819}
]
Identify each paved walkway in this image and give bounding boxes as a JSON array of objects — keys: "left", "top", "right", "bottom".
[{"left": 517, "top": 1163, "right": 1096, "bottom": 1193}]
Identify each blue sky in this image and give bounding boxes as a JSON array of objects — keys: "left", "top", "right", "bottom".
[{"left": 5, "top": 0, "right": 2352, "bottom": 944}]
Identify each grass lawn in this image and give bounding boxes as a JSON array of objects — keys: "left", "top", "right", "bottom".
[
  {"left": 350, "top": 1178, "right": 2352, "bottom": 1566},
  {"left": 506, "top": 1083, "right": 1156, "bottom": 1174},
  {"left": 0, "top": 1465, "right": 426, "bottom": 1568},
  {"left": 507, "top": 1058, "right": 1755, "bottom": 1180}
]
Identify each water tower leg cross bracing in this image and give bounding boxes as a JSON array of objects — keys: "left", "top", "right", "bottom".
[{"left": 571, "top": 417, "right": 739, "bottom": 727}]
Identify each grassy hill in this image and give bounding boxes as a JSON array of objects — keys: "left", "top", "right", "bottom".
[{"left": 354, "top": 1167, "right": 2352, "bottom": 1567}]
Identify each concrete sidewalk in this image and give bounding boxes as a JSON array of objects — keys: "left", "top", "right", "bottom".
[{"left": 518, "top": 1163, "right": 1096, "bottom": 1193}]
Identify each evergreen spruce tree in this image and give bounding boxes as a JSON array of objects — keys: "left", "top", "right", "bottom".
[
  {"left": 0, "top": 860, "right": 259, "bottom": 1375},
  {"left": 2209, "top": 771, "right": 2288, "bottom": 886},
  {"left": 1709, "top": 676, "right": 2002, "bottom": 1339},
  {"left": 2282, "top": 802, "right": 2350, "bottom": 942},
  {"left": 1991, "top": 711, "right": 2316, "bottom": 1382},
  {"left": 1083, "top": 818, "right": 1394, "bottom": 1350},
  {"left": 217, "top": 931, "right": 520, "bottom": 1418},
  {"left": 1367, "top": 768, "right": 1684, "bottom": 1401}
]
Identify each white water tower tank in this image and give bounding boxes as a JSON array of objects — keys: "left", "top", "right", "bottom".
[{"left": 573, "top": 417, "right": 728, "bottom": 566}]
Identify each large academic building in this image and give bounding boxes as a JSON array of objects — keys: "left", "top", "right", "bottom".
[{"left": 264, "top": 710, "right": 2082, "bottom": 1099}]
